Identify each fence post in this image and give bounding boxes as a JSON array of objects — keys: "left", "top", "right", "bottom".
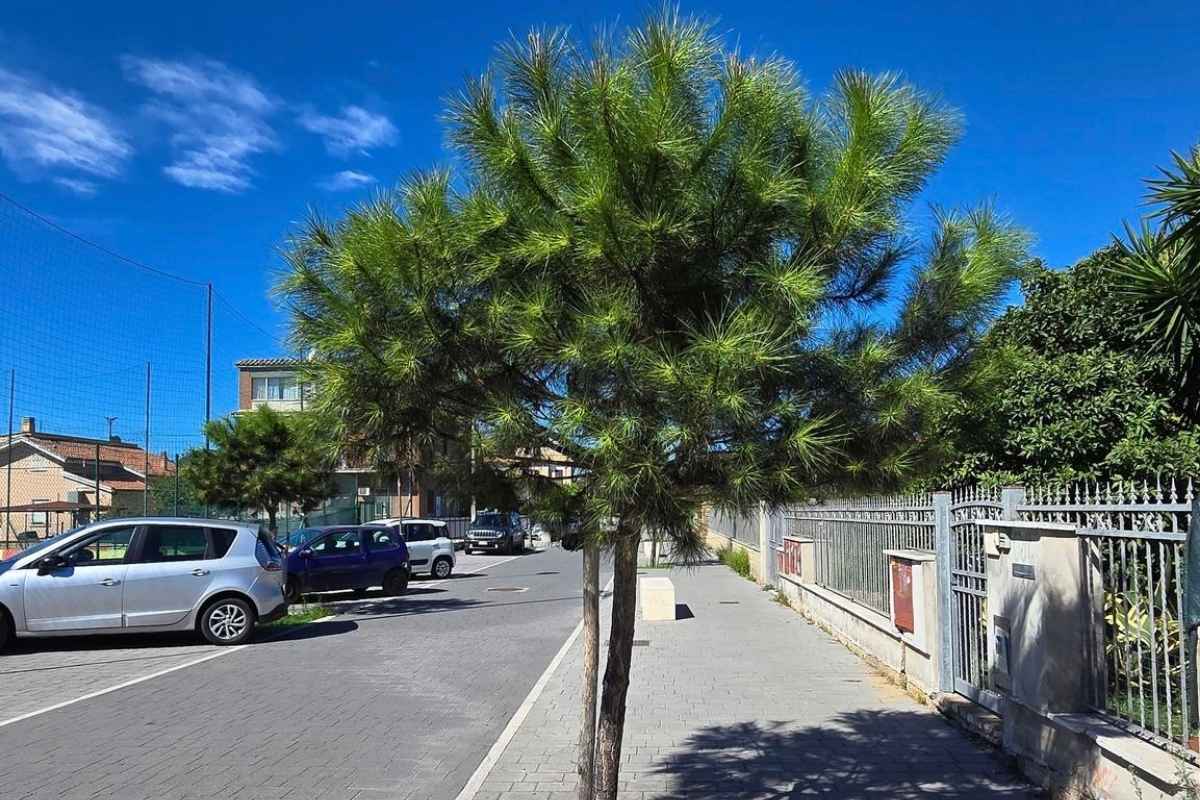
[
  {"left": 758, "top": 503, "right": 775, "bottom": 587},
  {"left": 1000, "top": 485, "right": 1025, "bottom": 522},
  {"left": 933, "top": 491, "right": 954, "bottom": 692}
]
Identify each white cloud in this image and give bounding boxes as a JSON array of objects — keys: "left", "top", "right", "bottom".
[
  {"left": 53, "top": 176, "right": 98, "bottom": 196},
  {"left": 318, "top": 169, "right": 377, "bottom": 192},
  {"left": 122, "top": 55, "right": 277, "bottom": 193},
  {"left": 0, "top": 68, "right": 130, "bottom": 185},
  {"left": 298, "top": 105, "right": 397, "bottom": 157}
]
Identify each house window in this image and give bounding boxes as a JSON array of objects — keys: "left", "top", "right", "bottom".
[
  {"left": 251, "top": 376, "right": 301, "bottom": 401},
  {"left": 30, "top": 499, "right": 49, "bottom": 526}
]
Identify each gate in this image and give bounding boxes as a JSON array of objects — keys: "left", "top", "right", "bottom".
[{"left": 948, "top": 486, "right": 1004, "bottom": 711}]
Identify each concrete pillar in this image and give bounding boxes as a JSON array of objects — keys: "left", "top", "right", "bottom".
[{"left": 984, "top": 518, "right": 1088, "bottom": 713}]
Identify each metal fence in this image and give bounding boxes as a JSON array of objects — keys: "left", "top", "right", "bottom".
[
  {"left": 764, "top": 479, "right": 1199, "bottom": 753},
  {"left": 784, "top": 494, "right": 935, "bottom": 616},
  {"left": 1020, "top": 479, "right": 1196, "bottom": 749},
  {"left": 706, "top": 508, "right": 760, "bottom": 550}
]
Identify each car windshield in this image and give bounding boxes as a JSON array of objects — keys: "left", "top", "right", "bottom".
[
  {"left": 0, "top": 527, "right": 82, "bottom": 566},
  {"left": 279, "top": 528, "right": 320, "bottom": 549},
  {"left": 472, "top": 513, "right": 508, "bottom": 528}
]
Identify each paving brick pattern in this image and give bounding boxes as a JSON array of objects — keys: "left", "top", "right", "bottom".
[
  {"left": 477, "top": 564, "right": 1040, "bottom": 800},
  {"left": 0, "top": 549, "right": 594, "bottom": 800}
]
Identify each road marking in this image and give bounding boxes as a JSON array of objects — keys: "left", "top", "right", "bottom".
[
  {"left": 421, "top": 553, "right": 523, "bottom": 587},
  {"left": 0, "top": 645, "right": 245, "bottom": 729},
  {"left": 454, "top": 573, "right": 615, "bottom": 800}
]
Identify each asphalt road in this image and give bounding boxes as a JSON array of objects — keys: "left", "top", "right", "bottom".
[{"left": 0, "top": 546, "right": 598, "bottom": 800}]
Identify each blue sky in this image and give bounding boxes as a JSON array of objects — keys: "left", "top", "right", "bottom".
[{"left": 1, "top": 0, "right": 1197, "bottom": 448}]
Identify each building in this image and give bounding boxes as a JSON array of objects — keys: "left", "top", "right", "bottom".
[
  {"left": 235, "top": 358, "right": 460, "bottom": 518},
  {"left": 1, "top": 417, "right": 174, "bottom": 538}
]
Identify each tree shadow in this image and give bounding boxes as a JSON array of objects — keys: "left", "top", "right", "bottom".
[{"left": 651, "top": 711, "right": 1038, "bottom": 799}]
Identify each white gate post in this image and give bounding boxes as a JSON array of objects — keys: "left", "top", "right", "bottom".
[
  {"left": 933, "top": 491, "right": 954, "bottom": 692},
  {"left": 758, "top": 502, "right": 773, "bottom": 586}
]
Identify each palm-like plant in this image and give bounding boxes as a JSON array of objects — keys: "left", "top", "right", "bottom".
[
  {"left": 1112, "top": 145, "right": 1200, "bottom": 424},
  {"left": 275, "top": 10, "right": 1029, "bottom": 798}
]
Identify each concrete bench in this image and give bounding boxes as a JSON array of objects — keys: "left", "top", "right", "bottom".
[{"left": 640, "top": 576, "right": 676, "bottom": 621}]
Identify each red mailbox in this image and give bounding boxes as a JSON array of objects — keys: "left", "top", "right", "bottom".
[{"left": 891, "top": 559, "right": 915, "bottom": 633}]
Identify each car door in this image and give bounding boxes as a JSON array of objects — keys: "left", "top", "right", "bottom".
[
  {"left": 122, "top": 524, "right": 230, "bottom": 628},
  {"left": 402, "top": 522, "right": 434, "bottom": 569},
  {"left": 23, "top": 524, "right": 136, "bottom": 632},
  {"left": 364, "top": 526, "right": 405, "bottom": 585},
  {"left": 305, "top": 529, "right": 367, "bottom": 592}
]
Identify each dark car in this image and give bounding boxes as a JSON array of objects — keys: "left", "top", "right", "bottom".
[
  {"left": 464, "top": 511, "right": 526, "bottom": 555},
  {"left": 283, "top": 525, "right": 410, "bottom": 602}
]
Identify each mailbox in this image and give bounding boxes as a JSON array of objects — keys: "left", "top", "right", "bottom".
[{"left": 891, "top": 559, "right": 915, "bottom": 633}]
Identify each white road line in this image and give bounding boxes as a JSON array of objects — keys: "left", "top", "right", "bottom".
[
  {"left": 421, "top": 553, "right": 523, "bottom": 587},
  {"left": 0, "top": 645, "right": 245, "bottom": 729},
  {"left": 454, "top": 574, "right": 615, "bottom": 800}
]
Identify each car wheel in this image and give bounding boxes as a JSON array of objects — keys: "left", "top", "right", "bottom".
[
  {"left": 384, "top": 569, "right": 409, "bottom": 596},
  {"left": 432, "top": 557, "right": 453, "bottom": 580},
  {"left": 284, "top": 579, "right": 303, "bottom": 604},
  {"left": 200, "top": 597, "right": 255, "bottom": 646}
]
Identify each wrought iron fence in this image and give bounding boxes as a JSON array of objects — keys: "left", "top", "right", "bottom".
[
  {"left": 785, "top": 494, "right": 935, "bottom": 616},
  {"left": 1020, "top": 479, "right": 1196, "bottom": 750}
]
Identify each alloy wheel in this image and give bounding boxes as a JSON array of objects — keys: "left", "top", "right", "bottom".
[{"left": 208, "top": 602, "right": 249, "bottom": 641}]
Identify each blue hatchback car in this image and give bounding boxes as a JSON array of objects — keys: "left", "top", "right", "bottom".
[{"left": 282, "top": 525, "right": 410, "bottom": 602}]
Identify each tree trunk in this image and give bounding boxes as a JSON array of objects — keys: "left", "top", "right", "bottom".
[
  {"left": 267, "top": 507, "right": 277, "bottom": 534},
  {"left": 594, "top": 531, "right": 638, "bottom": 800},
  {"left": 577, "top": 540, "right": 600, "bottom": 800}
]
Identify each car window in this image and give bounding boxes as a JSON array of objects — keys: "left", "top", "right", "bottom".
[
  {"left": 404, "top": 523, "right": 433, "bottom": 542},
  {"left": 367, "top": 527, "right": 401, "bottom": 550},
  {"left": 210, "top": 528, "right": 238, "bottom": 558},
  {"left": 62, "top": 526, "right": 136, "bottom": 566},
  {"left": 310, "top": 530, "right": 362, "bottom": 557},
  {"left": 474, "top": 513, "right": 507, "bottom": 529},
  {"left": 139, "top": 526, "right": 208, "bottom": 562}
]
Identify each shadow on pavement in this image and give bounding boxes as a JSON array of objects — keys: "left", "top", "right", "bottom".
[
  {"left": 257, "top": 619, "right": 359, "bottom": 643},
  {"left": 4, "top": 631, "right": 207, "bottom": 655},
  {"left": 336, "top": 593, "right": 588, "bottom": 621},
  {"left": 652, "top": 713, "right": 1037, "bottom": 799}
]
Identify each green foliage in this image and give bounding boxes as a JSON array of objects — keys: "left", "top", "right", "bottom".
[
  {"left": 1111, "top": 144, "right": 1200, "bottom": 425},
  {"left": 182, "top": 406, "right": 336, "bottom": 531},
  {"left": 717, "top": 544, "right": 752, "bottom": 579},
  {"left": 926, "top": 248, "right": 1200, "bottom": 487},
  {"left": 275, "top": 9, "right": 1028, "bottom": 552}
]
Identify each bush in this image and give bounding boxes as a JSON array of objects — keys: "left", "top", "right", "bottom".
[{"left": 718, "top": 544, "right": 752, "bottom": 579}]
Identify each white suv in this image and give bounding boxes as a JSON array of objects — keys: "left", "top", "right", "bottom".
[{"left": 369, "top": 518, "right": 456, "bottom": 579}]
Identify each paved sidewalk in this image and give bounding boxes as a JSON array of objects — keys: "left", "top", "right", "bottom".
[{"left": 474, "top": 564, "right": 1039, "bottom": 799}]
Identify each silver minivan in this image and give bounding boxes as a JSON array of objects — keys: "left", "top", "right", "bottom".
[{"left": 0, "top": 518, "right": 287, "bottom": 651}]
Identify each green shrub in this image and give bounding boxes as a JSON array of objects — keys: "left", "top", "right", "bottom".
[{"left": 719, "top": 544, "right": 752, "bottom": 579}]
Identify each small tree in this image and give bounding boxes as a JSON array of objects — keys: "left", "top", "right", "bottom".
[
  {"left": 277, "top": 11, "right": 1029, "bottom": 797},
  {"left": 183, "top": 406, "right": 335, "bottom": 532}
]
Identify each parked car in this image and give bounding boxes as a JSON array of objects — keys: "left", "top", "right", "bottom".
[
  {"left": 283, "top": 525, "right": 410, "bottom": 602},
  {"left": 465, "top": 511, "right": 526, "bottom": 555},
  {"left": 368, "top": 518, "right": 456, "bottom": 579},
  {"left": 528, "top": 523, "right": 552, "bottom": 550},
  {"left": 0, "top": 517, "right": 287, "bottom": 651}
]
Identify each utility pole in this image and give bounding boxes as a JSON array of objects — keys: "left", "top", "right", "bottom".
[
  {"left": 5, "top": 369, "right": 13, "bottom": 540},
  {"left": 105, "top": 416, "right": 117, "bottom": 440},
  {"left": 143, "top": 362, "right": 151, "bottom": 516},
  {"left": 204, "top": 284, "right": 212, "bottom": 519}
]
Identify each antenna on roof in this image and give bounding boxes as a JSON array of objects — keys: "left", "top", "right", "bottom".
[{"left": 105, "top": 416, "right": 118, "bottom": 440}]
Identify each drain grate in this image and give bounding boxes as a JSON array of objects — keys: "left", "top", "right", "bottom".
[
  {"left": 486, "top": 587, "right": 529, "bottom": 593},
  {"left": 719, "top": 601, "right": 740, "bottom": 605}
]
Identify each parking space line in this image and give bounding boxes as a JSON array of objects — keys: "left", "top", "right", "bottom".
[
  {"left": 422, "top": 553, "right": 523, "bottom": 587},
  {"left": 454, "top": 573, "right": 615, "bottom": 800},
  {"left": 0, "top": 645, "right": 245, "bottom": 730}
]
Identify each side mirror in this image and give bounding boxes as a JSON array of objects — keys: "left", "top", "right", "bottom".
[{"left": 37, "top": 555, "right": 66, "bottom": 575}]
